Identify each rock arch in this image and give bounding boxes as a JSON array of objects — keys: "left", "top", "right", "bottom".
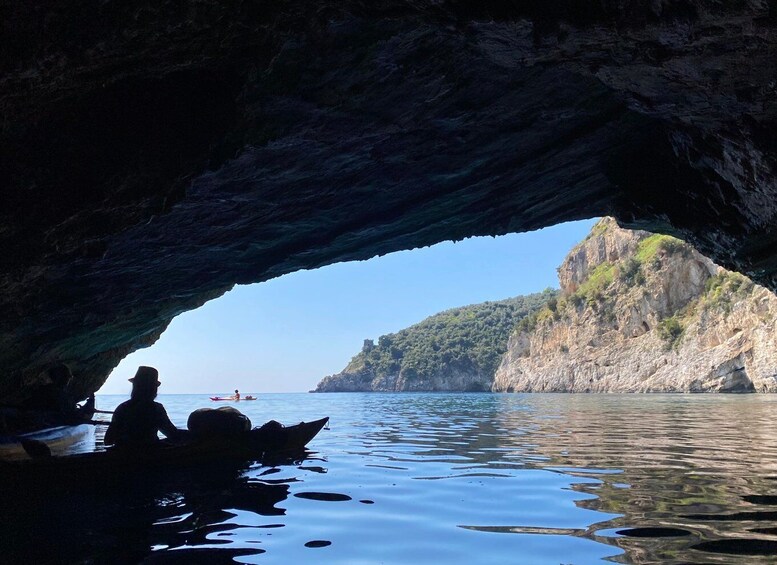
[{"left": 1, "top": 1, "right": 776, "bottom": 399}]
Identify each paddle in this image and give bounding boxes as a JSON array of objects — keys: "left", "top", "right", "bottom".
[{"left": 93, "top": 409, "right": 114, "bottom": 415}]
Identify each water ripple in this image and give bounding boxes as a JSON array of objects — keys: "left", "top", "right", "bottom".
[{"left": 7, "top": 392, "right": 777, "bottom": 564}]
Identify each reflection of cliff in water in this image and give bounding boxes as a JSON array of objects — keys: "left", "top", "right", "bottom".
[
  {"left": 492, "top": 394, "right": 777, "bottom": 563},
  {"left": 350, "top": 393, "right": 777, "bottom": 563},
  {"left": 354, "top": 393, "right": 534, "bottom": 469},
  {"left": 5, "top": 394, "right": 777, "bottom": 563}
]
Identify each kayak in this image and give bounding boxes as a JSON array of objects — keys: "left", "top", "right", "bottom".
[
  {"left": 0, "top": 403, "right": 96, "bottom": 431},
  {"left": 242, "top": 417, "right": 328, "bottom": 453},
  {"left": 210, "top": 396, "right": 257, "bottom": 401},
  {"left": 0, "top": 423, "right": 95, "bottom": 461},
  {"left": 0, "top": 417, "right": 328, "bottom": 478}
]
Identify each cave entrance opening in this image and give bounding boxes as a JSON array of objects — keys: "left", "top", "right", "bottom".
[{"left": 98, "top": 219, "right": 598, "bottom": 396}]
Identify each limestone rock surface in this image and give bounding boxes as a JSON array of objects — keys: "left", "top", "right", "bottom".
[{"left": 493, "top": 219, "right": 777, "bottom": 393}]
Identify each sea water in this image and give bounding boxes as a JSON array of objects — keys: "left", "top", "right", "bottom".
[{"left": 5, "top": 392, "right": 777, "bottom": 564}]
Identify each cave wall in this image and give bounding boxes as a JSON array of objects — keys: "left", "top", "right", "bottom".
[{"left": 1, "top": 1, "right": 776, "bottom": 399}]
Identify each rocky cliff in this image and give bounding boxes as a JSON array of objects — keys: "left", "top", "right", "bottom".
[
  {"left": 315, "top": 291, "right": 554, "bottom": 392},
  {"left": 493, "top": 218, "right": 777, "bottom": 393}
]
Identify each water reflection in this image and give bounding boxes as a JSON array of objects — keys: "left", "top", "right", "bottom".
[
  {"left": 497, "top": 395, "right": 777, "bottom": 564},
  {"left": 5, "top": 393, "right": 777, "bottom": 563},
  {"left": 0, "top": 456, "right": 296, "bottom": 563},
  {"left": 335, "top": 393, "right": 777, "bottom": 564}
]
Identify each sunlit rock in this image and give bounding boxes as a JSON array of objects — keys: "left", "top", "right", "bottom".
[{"left": 493, "top": 219, "right": 777, "bottom": 393}]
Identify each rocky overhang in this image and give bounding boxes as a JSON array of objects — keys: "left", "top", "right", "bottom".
[{"left": 1, "top": 1, "right": 776, "bottom": 399}]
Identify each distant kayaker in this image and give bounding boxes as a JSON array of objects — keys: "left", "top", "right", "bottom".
[
  {"left": 233, "top": 389, "right": 241, "bottom": 401},
  {"left": 104, "top": 366, "right": 186, "bottom": 448}
]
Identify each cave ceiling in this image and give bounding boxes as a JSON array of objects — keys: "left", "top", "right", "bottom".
[{"left": 1, "top": 1, "right": 776, "bottom": 398}]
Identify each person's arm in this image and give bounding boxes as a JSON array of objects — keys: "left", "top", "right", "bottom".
[
  {"left": 78, "top": 394, "right": 95, "bottom": 416},
  {"left": 104, "top": 405, "right": 123, "bottom": 446},
  {"left": 156, "top": 404, "right": 189, "bottom": 441},
  {"left": 103, "top": 424, "right": 116, "bottom": 445}
]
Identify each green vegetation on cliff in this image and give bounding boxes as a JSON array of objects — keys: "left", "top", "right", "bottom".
[
  {"left": 322, "top": 217, "right": 777, "bottom": 394},
  {"left": 346, "top": 289, "right": 557, "bottom": 383},
  {"left": 652, "top": 270, "right": 760, "bottom": 349},
  {"left": 635, "top": 233, "right": 689, "bottom": 263},
  {"left": 517, "top": 224, "right": 701, "bottom": 337},
  {"left": 701, "top": 271, "right": 755, "bottom": 312},
  {"left": 657, "top": 315, "right": 684, "bottom": 349}
]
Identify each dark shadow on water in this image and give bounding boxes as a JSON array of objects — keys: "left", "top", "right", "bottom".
[
  {"left": 0, "top": 451, "right": 320, "bottom": 563},
  {"left": 293, "top": 491, "right": 352, "bottom": 502},
  {"left": 692, "top": 539, "right": 777, "bottom": 556},
  {"left": 304, "top": 539, "right": 332, "bottom": 548},
  {"left": 615, "top": 527, "right": 692, "bottom": 538},
  {"left": 681, "top": 510, "right": 777, "bottom": 521},
  {"left": 742, "top": 494, "right": 777, "bottom": 505},
  {"left": 142, "top": 547, "right": 265, "bottom": 563}
]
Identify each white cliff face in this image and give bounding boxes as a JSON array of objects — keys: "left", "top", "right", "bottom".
[
  {"left": 558, "top": 218, "right": 644, "bottom": 294},
  {"left": 493, "top": 219, "right": 777, "bottom": 393}
]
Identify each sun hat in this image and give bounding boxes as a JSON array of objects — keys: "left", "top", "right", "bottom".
[{"left": 128, "top": 366, "right": 160, "bottom": 387}]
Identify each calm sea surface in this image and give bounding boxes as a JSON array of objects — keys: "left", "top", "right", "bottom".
[{"left": 5, "top": 392, "right": 777, "bottom": 564}]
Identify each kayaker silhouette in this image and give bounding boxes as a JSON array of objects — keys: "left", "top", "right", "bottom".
[
  {"left": 104, "top": 366, "right": 186, "bottom": 448},
  {"left": 23, "top": 363, "right": 95, "bottom": 424},
  {"left": 233, "top": 389, "right": 241, "bottom": 401}
]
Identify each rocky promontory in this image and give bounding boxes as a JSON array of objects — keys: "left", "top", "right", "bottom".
[
  {"left": 493, "top": 218, "right": 777, "bottom": 393},
  {"left": 315, "top": 292, "right": 554, "bottom": 392},
  {"left": 318, "top": 218, "right": 777, "bottom": 393}
]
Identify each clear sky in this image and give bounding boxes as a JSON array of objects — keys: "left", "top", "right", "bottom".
[{"left": 99, "top": 218, "right": 598, "bottom": 395}]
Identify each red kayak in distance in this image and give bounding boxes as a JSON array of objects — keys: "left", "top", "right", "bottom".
[{"left": 210, "top": 396, "right": 257, "bottom": 401}]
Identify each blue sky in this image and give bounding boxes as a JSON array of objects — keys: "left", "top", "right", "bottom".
[{"left": 100, "top": 218, "right": 598, "bottom": 395}]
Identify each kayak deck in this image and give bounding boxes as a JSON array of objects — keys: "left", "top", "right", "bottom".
[
  {"left": 0, "top": 424, "right": 94, "bottom": 461},
  {"left": 0, "top": 417, "right": 328, "bottom": 476}
]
